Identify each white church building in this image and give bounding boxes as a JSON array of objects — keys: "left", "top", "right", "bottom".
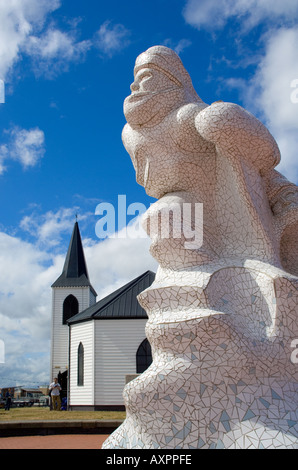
[{"left": 50, "top": 221, "right": 154, "bottom": 410}]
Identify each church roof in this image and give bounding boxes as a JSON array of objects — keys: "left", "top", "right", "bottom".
[
  {"left": 67, "top": 270, "right": 155, "bottom": 324},
  {"left": 51, "top": 221, "right": 97, "bottom": 296}
]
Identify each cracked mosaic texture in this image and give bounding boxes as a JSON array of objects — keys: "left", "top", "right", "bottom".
[{"left": 102, "top": 46, "right": 298, "bottom": 449}]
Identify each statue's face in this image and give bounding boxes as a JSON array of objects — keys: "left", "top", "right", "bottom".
[{"left": 124, "top": 66, "right": 184, "bottom": 128}]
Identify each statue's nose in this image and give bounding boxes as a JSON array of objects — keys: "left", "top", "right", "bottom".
[{"left": 130, "top": 80, "right": 139, "bottom": 93}]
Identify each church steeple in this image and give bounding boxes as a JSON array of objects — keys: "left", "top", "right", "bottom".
[
  {"left": 52, "top": 221, "right": 97, "bottom": 296},
  {"left": 50, "top": 220, "right": 97, "bottom": 382}
]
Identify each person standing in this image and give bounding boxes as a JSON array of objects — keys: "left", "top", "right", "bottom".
[
  {"left": 49, "top": 378, "right": 61, "bottom": 411},
  {"left": 5, "top": 389, "right": 12, "bottom": 411}
]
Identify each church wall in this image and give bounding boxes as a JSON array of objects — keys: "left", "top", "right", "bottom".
[
  {"left": 50, "top": 286, "right": 93, "bottom": 381},
  {"left": 94, "top": 319, "right": 148, "bottom": 407},
  {"left": 69, "top": 321, "right": 94, "bottom": 406}
]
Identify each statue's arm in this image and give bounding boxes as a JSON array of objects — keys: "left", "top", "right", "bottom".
[{"left": 195, "top": 102, "right": 280, "bottom": 173}]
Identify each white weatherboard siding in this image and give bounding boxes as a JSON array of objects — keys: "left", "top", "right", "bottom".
[
  {"left": 94, "top": 319, "right": 148, "bottom": 406},
  {"left": 50, "top": 287, "right": 93, "bottom": 381},
  {"left": 69, "top": 321, "right": 94, "bottom": 406}
]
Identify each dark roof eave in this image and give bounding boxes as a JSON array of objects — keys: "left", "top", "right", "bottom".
[
  {"left": 67, "top": 270, "right": 155, "bottom": 324},
  {"left": 67, "top": 315, "right": 148, "bottom": 325},
  {"left": 51, "top": 281, "right": 97, "bottom": 297}
]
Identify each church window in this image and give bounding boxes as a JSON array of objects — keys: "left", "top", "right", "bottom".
[
  {"left": 63, "top": 295, "right": 79, "bottom": 324},
  {"left": 77, "top": 342, "right": 84, "bottom": 386},
  {"left": 136, "top": 338, "right": 152, "bottom": 373}
]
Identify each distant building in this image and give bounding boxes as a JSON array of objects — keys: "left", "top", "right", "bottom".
[
  {"left": 14, "top": 387, "right": 44, "bottom": 399},
  {"left": 50, "top": 221, "right": 154, "bottom": 410},
  {"left": 1, "top": 387, "right": 44, "bottom": 400}
]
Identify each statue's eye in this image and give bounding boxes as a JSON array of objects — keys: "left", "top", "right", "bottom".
[{"left": 139, "top": 71, "right": 152, "bottom": 83}]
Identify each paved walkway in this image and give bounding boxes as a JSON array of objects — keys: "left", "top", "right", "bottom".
[{"left": 0, "top": 434, "right": 109, "bottom": 449}]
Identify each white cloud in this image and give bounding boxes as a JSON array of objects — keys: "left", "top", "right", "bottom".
[
  {"left": 0, "top": 145, "right": 8, "bottom": 174},
  {"left": 27, "top": 28, "right": 90, "bottom": 60},
  {"left": 24, "top": 27, "right": 92, "bottom": 77},
  {"left": 163, "top": 38, "right": 192, "bottom": 56},
  {"left": 20, "top": 207, "right": 79, "bottom": 247},
  {"left": 0, "top": 127, "right": 45, "bottom": 174},
  {"left": 94, "top": 21, "right": 131, "bottom": 57},
  {"left": 174, "top": 39, "right": 192, "bottom": 55},
  {"left": 229, "top": 28, "right": 298, "bottom": 182},
  {"left": 251, "top": 29, "right": 298, "bottom": 128},
  {"left": 184, "top": 1, "right": 298, "bottom": 184},
  {"left": 259, "top": 39, "right": 298, "bottom": 181},
  {"left": 0, "top": 231, "right": 56, "bottom": 386},
  {"left": 0, "top": 217, "right": 157, "bottom": 386},
  {"left": 85, "top": 222, "right": 157, "bottom": 300},
  {"left": 183, "top": 0, "right": 298, "bottom": 31},
  {"left": 0, "top": 0, "right": 61, "bottom": 80},
  {"left": 0, "top": 1, "right": 130, "bottom": 82}
]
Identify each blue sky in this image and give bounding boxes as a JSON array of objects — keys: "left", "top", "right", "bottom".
[{"left": 0, "top": 0, "right": 298, "bottom": 387}]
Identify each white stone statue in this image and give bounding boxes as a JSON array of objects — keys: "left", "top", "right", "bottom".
[{"left": 102, "top": 46, "right": 298, "bottom": 449}]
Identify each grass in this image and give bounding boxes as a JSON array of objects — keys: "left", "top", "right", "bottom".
[{"left": 0, "top": 406, "right": 126, "bottom": 422}]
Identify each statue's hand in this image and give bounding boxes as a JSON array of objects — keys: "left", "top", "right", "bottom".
[
  {"left": 195, "top": 102, "right": 280, "bottom": 173},
  {"left": 195, "top": 102, "right": 261, "bottom": 143}
]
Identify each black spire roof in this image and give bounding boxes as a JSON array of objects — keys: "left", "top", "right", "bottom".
[
  {"left": 52, "top": 221, "right": 97, "bottom": 296},
  {"left": 67, "top": 270, "right": 155, "bottom": 324}
]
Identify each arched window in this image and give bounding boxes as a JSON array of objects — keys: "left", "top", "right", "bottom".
[
  {"left": 77, "top": 342, "right": 84, "bottom": 386},
  {"left": 136, "top": 338, "right": 152, "bottom": 373},
  {"left": 62, "top": 295, "right": 79, "bottom": 324}
]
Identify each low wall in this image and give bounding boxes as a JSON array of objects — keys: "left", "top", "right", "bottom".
[{"left": 0, "top": 419, "right": 123, "bottom": 437}]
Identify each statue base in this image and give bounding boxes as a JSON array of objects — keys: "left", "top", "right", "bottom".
[{"left": 102, "top": 263, "right": 298, "bottom": 449}]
